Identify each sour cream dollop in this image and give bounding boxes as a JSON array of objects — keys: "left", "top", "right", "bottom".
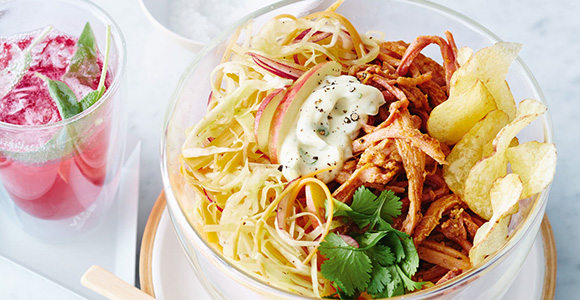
[{"left": 278, "top": 75, "right": 385, "bottom": 183}]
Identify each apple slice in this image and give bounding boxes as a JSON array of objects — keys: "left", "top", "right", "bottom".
[
  {"left": 247, "top": 52, "right": 307, "bottom": 80},
  {"left": 254, "top": 88, "right": 286, "bottom": 152},
  {"left": 268, "top": 61, "right": 342, "bottom": 163}
]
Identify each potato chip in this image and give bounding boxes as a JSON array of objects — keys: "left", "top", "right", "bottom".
[
  {"left": 443, "top": 110, "right": 509, "bottom": 198},
  {"left": 493, "top": 99, "right": 546, "bottom": 153},
  {"left": 463, "top": 153, "right": 508, "bottom": 220},
  {"left": 469, "top": 174, "right": 523, "bottom": 265},
  {"left": 506, "top": 141, "right": 557, "bottom": 199},
  {"left": 427, "top": 80, "right": 496, "bottom": 145},
  {"left": 483, "top": 137, "right": 518, "bottom": 158},
  {"left": 456, "top": 47, "right": 473, "bottom": 66},
  {"left": 463, "top": 99, "right": 546, "bottom": 220},
  {"left": 489, "top": 173, "right": 523, "bottom": 217},
  {"left": 469, "top": 217, "right": 509, "bottom": 266},
  {"left": 450, "top": 42, "right": 522, "bottom": 120}
]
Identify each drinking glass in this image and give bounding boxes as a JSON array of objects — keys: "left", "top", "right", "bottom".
[{"left": 0, "top": 0, "right": 126, "bottom": 239}]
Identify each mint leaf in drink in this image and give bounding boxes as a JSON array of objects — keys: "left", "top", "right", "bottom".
[
  {"left": 64, "top": 22, "right": 100, "bottom": 88},
  {"left": 35, "top": 73, "right": 80, "bottom": 119},
  {"left": 78, "top": 24, "right": 111, "bottom": 111},
  {"left": 44, "top": 23, "right": 111, "bottom": 119},
  {"left": 79, "top": 85, "right": 105, "bottom": 111}
]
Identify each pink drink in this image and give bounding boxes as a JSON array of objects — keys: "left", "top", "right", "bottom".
[{"left": 0, "top": 30, "right": 111, "bottom": 220}]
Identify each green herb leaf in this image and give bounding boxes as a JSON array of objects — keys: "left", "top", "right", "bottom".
[
  {"left": 68, "top": 23, "right": 111, "bottom": 114},
  {"left": 328, "top": 282, "right": 351, "bottom": 299},
  {"left": 320, "top": 188, "right": 423, "bottom": 298},
  {"left": 79, "top": 85, "right": 105, "bottom": 111},
  {"left": 383, "top": 231, "right": 405, "bottom": 263},
  {"left": 35, "top": 73, "right": 80, "bottom": 119},
  {"left": 364, "top": 244, "right": 396, "bottom": 295},
  {"left": 319, "top": 233, "right": 371, "bottom": 296},
  {"left": 395, "top": 264, "right": 425, "bottom": 292},
  {"left": 358, "top": 231, "right": 389, "bottom": 249},
  {"left": 64, "top": 22, "right": 100, "bottom": 87},
  {"left": 385, "top": 265, "right": 404, "bottom": 297},
  {"left": 364, "top": 244, "right": 395, "bottom": 267},
  {"left": 399, "top": 235, "right": 420, "bottom": 276},
  {"left": 350, "top": 186, "right": 378, "bottom": 215},
  {"left": 328, "top": 198, "right": 351, "bottom": 218},
  {"left": 349, "top": 187, "right": 401, "bottom": 231},
  {"left": 366, "top": 264, "right": 390, "bottom": 295},
  {"left": 378, "top": 189, "right": 402, "bottom": 223}
]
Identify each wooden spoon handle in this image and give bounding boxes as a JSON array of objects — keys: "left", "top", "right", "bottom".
[{"left": 81, "top": 265, "right": 156, "bottom": 300}]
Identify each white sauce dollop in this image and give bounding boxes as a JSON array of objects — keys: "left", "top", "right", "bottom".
[{"left": 279, "top": 75, "right": 385, "bottom": 183}]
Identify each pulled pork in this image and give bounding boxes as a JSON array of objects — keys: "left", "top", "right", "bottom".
[{"left": 330, "top": 31, "right": 483, "bottom": 283}]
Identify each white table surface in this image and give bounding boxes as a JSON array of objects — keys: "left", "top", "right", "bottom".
[{"left": 50, "top": 0, "right": 580, "bottom": 299}]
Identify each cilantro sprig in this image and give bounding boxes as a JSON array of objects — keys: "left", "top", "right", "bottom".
[{"left": 320, "top": 187, "right": 424, "bottom": 299}]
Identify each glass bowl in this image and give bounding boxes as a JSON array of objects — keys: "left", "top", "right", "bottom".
[{"left": 161, "top": 0, "right": 553, "bottom": 299}]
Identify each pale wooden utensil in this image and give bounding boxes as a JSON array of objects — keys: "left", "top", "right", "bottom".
[{"left": 81, "top": 265, "right": 156, "bottom": 300}]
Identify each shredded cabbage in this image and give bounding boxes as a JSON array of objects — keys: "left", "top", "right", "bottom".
[{"left": 180, "top": 2, "right": 381, "bottom": 296}]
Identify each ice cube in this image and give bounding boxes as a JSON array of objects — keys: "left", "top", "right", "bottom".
[{"left": 0, "top": 73, "right": 60, "bottom": 126}]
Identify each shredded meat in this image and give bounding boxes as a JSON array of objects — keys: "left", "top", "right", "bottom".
[
  {"left": 329, "top": 31, "right": 474, "bottom": 287},
  {"left": 417, "top": 240, "right": 471, "bottom": 271},
  {"left": 413, "top": 194, "right": 462, "bottom": 245},
  {"left": 332, "top": 163, "right": 401, "bottom": 203},
  {"left": 418, "top": 80, "right": 448, "bottom": 108},
  {"left": 460, "top": 210, "right": 481, "bottom": 239},
  {"left": 396, "top": 137, "right": 426, "bottom": 235},
  {"left": 357, "top": 139, "right": 399, "bottom": 167},
  {"left": 421, "top": 171, "right": 450, "bottom": 202},
  {"left": 350, "top": 61, "right": 448, "bottom": 236},
  {"left": 379, "top": 40, "right": 447, "bottom": 87},
  {"left": 396, "top": 32, "right": 459, "bottom": 90},
  {"left": 399, "top": 85, "right": 430, "bottom": 110},
  {"left": 445, "top": 31, "right": 459, "bottom": 56},
  {"left": 440, "top": 209, "right": 473, "bottom": 253},
  {"left": 380, "top": 40, "right": 407, "bottom": 57},
  {"left": 352, "top": 122, "right": 446, "bottom": 164},
  {"left": 396, "top": 72, "right": 433, "bottom": 87},
  {"left": 436, "top": 269, "right": 463, "bottom": 284},
  {"left": 335, "top": 160, "right": 357, "bottom": 184},
  {"left": 363, "top": 184, "right": 406, "bottom": 194},
  {"left": 415, "top": 265, "right": 449, "bottom": 282}
]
